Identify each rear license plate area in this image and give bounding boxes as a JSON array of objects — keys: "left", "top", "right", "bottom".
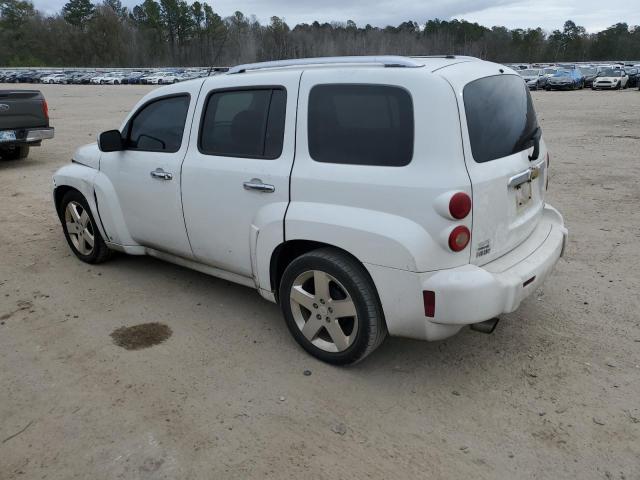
[
  {"left": 0, "top": 130, "right": 17, "bottom": 142},
  {"left": 515, "top": 181, "right": 532, "bottom": 210}
]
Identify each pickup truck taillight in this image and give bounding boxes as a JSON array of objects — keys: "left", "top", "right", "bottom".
[{"left": 41, "top": 99, "right": 49, "bottom": 120}]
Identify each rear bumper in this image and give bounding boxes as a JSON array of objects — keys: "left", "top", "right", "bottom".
[
  {"left": 366, "top": 204, "right": 567, "bottom": 341},
  {"left": 0, "top": 127, "right": 54, "bottom": 144}
]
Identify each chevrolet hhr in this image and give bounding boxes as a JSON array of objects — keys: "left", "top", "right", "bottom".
[{"left": 53, "top": 55, "right": 568, "bottom": 364}]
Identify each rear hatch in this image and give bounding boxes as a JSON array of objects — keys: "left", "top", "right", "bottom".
[
  {"left": 437, "top": 62, "right": 547, "bottom": 265},
  {"left": 0, "top": 90, "right": 49, "bottom": 130}
]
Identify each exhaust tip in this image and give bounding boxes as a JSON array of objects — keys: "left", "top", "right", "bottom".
[{"left": 470, "top": 318, "right": 499, "bottom": 334}]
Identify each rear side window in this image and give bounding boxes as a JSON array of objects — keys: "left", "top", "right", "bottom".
[
  {"left": 464, "top": 75, "right": 539, "bottom": 163},
  {"left": 308, "top": 84, "right": 413, "bottom": 166},
  {"left": 199, "top": 88, "right": 286, "bottom": 159},
  {"left": 127, "top": 95, "right": 190, "bottom": 152}
]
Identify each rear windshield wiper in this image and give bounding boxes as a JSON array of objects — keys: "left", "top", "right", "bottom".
[{"left": 518, "top": 126, "right": 542, "bottom": 161}]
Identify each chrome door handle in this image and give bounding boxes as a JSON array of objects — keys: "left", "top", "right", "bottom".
[
  {"left": 243, "top": 178, "right": 275, "bottom": 193},
  {"left": 150, "top": 168, "right": 173, "bottom": 180}
]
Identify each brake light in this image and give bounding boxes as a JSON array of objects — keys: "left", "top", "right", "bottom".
[
  {"left": 449, "top": 192, "right": 472, "bottom": 219},
  {"left": 448, "top": 226, "right": 470, "bottom": 252},
  {"left": 41, "top": 99, "right": 49, "bottom": 120},
  {"left": 423, "top": 290, "right": 435, "bottom": 317}
]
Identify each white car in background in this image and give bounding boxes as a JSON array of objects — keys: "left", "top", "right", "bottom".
[
  {"left": 102, "top": 72, "right": 126, "bottom": 85},
  {"left": 91, "top": 72, "right": 124, "bottom": 85},
  {"left": 41, "top": 73, "right": 68, "bottom": 84},
  {"left": 592, "top": 68, "right": 629, "bottom": 89},
  {"left": 145, "top": 72, "right": 180, "bottom": 84},
  {"left": 52, "top": 55, "right": 567, "bottom": 364},
  {"left": 519, "top": 68, "right": 545, "bottom": 90}
]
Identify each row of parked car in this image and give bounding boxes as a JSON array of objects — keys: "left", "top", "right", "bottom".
[
  {"left": 511, "top": 63, "right": 640, "bottom": 91},
  {"left": 0, "top": 68, "right": 229, "bottom": 85}
]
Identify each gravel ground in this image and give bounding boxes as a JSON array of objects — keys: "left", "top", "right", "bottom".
[{"left": 0, "top": 84, "right": 639, "bottom": 480}]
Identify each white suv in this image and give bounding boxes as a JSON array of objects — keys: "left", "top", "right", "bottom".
[{"left": 52, "top": 56, "right": 567, "bottom": 364}]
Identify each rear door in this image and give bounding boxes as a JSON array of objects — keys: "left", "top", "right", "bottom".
[
  {"left": 438, "top": 63, "right": 548, "bottom": 266},
  {"left": 180, "top": 70, "right": 300, "bottom": 279}
]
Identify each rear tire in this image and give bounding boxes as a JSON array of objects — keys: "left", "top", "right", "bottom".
[
  {"left": 279, "top": 248, "right": 387, "bottom": 365},
  {"left": 59, "top": 190, "right": 113, "bottom": 264},
  {"left": 0, "top": 144, "right": 29, "bottom": 160}
]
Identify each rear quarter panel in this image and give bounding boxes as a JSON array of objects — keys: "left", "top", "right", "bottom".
[{"left": 287, "top": 67, "right": 472, "bottom": 272}]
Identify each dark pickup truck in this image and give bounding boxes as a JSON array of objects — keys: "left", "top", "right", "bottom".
[{"left": 0, "top": 90, "right": 54, "bottom": 160}]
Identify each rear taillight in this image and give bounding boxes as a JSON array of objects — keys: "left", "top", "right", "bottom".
[
  {"left": 423, "top": 290, "right": 435, "bottom": 317},
  {"left": 448, "top": 226, "right": 470, "bottom": 252},
  {"left": 449, "top": 192, "right": 472, "bottom": 219},
  {"left": 41, "top": 99, "right": 49, "bottom": 120}
]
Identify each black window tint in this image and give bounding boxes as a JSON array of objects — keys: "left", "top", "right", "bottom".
[
  {"left": 200, "top": 88, "right": 286, "bottom": 159},
  {"left": 128, "top": 95, "right": 190, "bottom": 152},
  {"left": 463, "top": 75, "right": 539, "bottom": 163},
  {"left": 264, "top": 89, "right": 286, "bottom": 158},
  {"left": 308, "top": 84, "right": 413, "bottom": 166}
]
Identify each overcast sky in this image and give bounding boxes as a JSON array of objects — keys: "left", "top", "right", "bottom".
[{"left": 32, "top": 0, "right": 638, "bottom": 33}]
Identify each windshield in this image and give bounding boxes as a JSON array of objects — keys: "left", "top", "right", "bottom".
[
  {"left": 601, "top": 69, "right": 622, "bottom": 77},
  {"left": 521, "top": 69, "right": 540, "bottom": 76},
  {"left": 581, "top": 68, "right": 596, "bottom": 75},
  {"left": 554, "top": 70, "right": 571, "bottom": 76},
  {"left": 543, "top": 68, "right": 557, "bottom": 75},
  {"left": 464, "top": 75, "right": 539, "bottom": 164}
]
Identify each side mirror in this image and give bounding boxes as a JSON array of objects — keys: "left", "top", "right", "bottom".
[{"left": 98, "top": 129, "right": 124, "bottom": 152}]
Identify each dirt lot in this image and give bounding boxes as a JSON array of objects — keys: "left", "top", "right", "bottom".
[{"left": 1, "top": 83, "right": 639, "bottom": 480}]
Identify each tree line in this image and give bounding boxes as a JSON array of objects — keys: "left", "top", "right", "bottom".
[{"left": 1, "top": 0, "right": 639, "bottom": 67}]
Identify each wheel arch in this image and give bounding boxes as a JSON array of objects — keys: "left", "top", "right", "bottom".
[
  {"left": 269, "top": 239, "right": 379, "bottom": 305},
  {"left": 53, "top": 184, "right": 79, "bottom": 220},
  {"left": 53, "top": 164, "right": 110, "bottom": 243}
]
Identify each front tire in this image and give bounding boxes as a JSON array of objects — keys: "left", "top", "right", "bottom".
[
  {"left": 279, "top": 248, "right": 387, "bottom": 365},
  {"left": 59, "top": 190, "right": 112, "bottom": 264}
]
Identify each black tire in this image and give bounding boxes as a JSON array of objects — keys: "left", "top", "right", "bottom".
[
  {"left": 279, "top": 248, "right": 387, "bottom": 365},
  {"left": 0, "top": 144, "right": 29, "bottom": 160},
  {"left": 59, "top": 190, "right": 112, "bottom": 264}
]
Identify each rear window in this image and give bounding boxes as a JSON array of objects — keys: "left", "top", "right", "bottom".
[
  {"left": 308, "top": 84, "right": 413, "bottom": 166},
  {"left": 463, "top": 75, "right": 539, "bottom": 163}
]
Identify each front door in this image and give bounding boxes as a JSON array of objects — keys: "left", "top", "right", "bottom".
[
  {"left": 181, "top": 71, "right": 301, "bottom": 280},
  {"left": 100, "top": 92, "right": 195, "bottom": 258}
]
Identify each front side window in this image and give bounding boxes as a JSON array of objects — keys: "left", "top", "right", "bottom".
[
  {"left": 199, "top": 88, "right": 286, "bottom": 159},
  {"left": 308, "top": 84, "right": 414, "bottom": 166},
  {"left": 463, "top": 75, "right": 539, "bottom": 163},
  {"left": 127, "top": 95, "right": 190, "bottom": 152}
]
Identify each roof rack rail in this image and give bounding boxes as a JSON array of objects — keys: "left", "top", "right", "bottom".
[{"left": 227, "top": 56, "right": 424, "bottom": 74}]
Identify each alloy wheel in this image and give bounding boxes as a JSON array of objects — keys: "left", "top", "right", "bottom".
[
  {"left": 289, "top": 270, "right": 359, "bottom": 353},
  {"left": 64, "top": 201, "right": 95, "bottom": 256}
]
